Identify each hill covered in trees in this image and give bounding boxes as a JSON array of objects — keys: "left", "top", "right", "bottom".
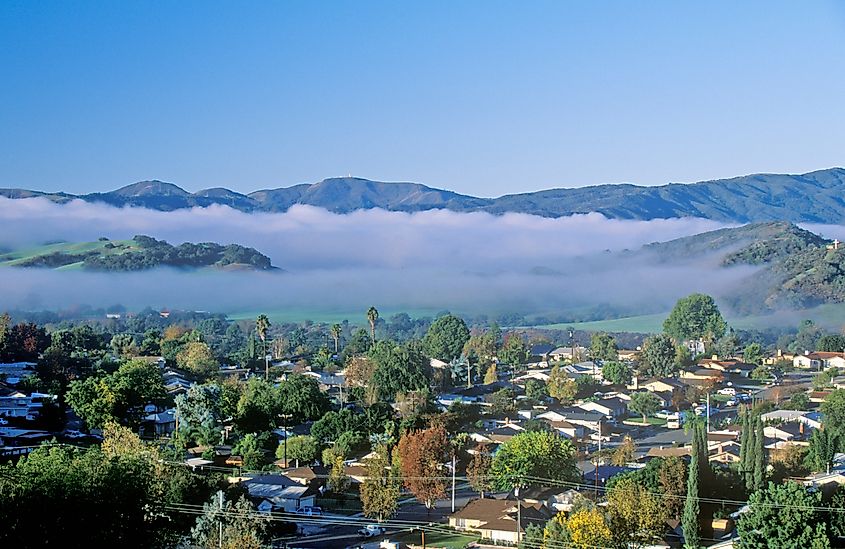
[
  {"left": 0, "top": 235, "right": 275, "bottom": 272},
  {"left": 2, "top": 167, "right": 845, "bottom": 222},
  {"left": 642, "top": 222, "right": 845, "bottom": 313}
]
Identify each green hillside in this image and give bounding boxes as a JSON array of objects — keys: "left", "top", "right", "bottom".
[{"left": 0, "top": 236, "right": 275, "bottom": 272}]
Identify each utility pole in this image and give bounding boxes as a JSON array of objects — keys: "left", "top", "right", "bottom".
[
  {"left": 515, "top": 487, "right": 522, "bottom": 545},
  {"left": 421, "top": 529, "right": 425, "bottom": 549},
  {"left": 451, "top": 453, "right": 456, "bottom": 512},
  {"left": 706, "top": 392, "right": 711, "bottom": 434},
  {"left": 467, "top": 360, "right": 472, "bottom": 389}
]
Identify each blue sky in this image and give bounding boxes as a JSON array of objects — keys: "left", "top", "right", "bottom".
[{"left": 1, "top": 1, "right": 844, "bottom": 197}]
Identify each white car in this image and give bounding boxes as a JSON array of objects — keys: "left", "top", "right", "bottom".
[
  {"left": 358, "top": 524, "right": 386, "bottom": 538},
  {"left": 717, "top": 387, "right": 736, "bottom": 396}
]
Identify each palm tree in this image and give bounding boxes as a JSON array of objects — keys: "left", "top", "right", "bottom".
[
  {"left": 330, "top": 323, "right": 343, "bottom": 354},
  {"left": 256, "top": 314, "right": 271, "bottom": 379},
  {"left": 367, "top": 306, "right": 379, "bottom": 344}
]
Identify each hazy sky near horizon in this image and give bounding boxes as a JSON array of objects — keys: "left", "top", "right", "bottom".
[{"left": 2, "top": 1, "right": 844, "bottom": 197}]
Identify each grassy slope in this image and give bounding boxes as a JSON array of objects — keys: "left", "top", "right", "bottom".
[{"left": 0, "top": 239, "right": 139, "bottom": 266}]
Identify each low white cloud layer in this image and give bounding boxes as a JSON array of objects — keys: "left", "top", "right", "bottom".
[{"left": 0, "top": 197, "right": 758, "bottom": 316}]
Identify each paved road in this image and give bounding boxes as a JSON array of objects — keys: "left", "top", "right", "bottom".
[{"left": 280, "top": 486, "right": 479, "bottom": 549}]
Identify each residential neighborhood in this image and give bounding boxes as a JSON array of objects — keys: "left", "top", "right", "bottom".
[{"left": 2, "top": 295, "right": 845, "bottom": 548}]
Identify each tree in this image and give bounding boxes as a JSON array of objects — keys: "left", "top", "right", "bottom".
[
  {"left": 500, "top": 334, "right": 530, "bottom": 371},
  {"left": 176, "top": 341, "right": 218, "bottom": 378},
  {"left": 367, "top": 306, "right": 379, "bottom": 344},
  {"left": 255, "top": 314, "right": 270, "bottom": 379},
  {"left": 330, "top": 323, "right": 343, "bottom": 354},
  {"left": 110, "top": 333, "right": 138, "bottom": 357},
  {"left": 369, "top": 340, "right": 430, "bottom": 402},
  {"left": 483, "top": 362, "right": 498, "bottom": 385},
  {"left": 682, "top": 420, "right": 704, "bottom": 549},
  {"left": 490, "top": 431, "right": 579, "bottom": 490},
  {"left": 806, "top": 428, "right": 838, "bottom": 474},
  {"left": 277, "top": 373, "right": 331, "bottom": 423},
  {"left": 663, "top": 293, "right": 727, "bottom": 343},
  {"left": 639, "top": 334, "right": 678, "bottom": 378},
  {"left": 629, "top": 391, "right": 661, "bottom": 424},
  {"left": 607, "top": 475, "right": 667, "bottom": 548},
  {"left": 422, "top": 314, "right": 470, "bottom": 361},
  {"left": 602, "top": 361, "right": 632, "bottom": 385},
  {"left": 611, "top": 435, "right": 636, "bottom": 466},
  {"left": 467, "top": 447, "right": 493, "bottom": 498},
  {"left": 752, "top": 413, "right": 766, "bottom": 492},
  {"left": 547, "top": 365, "right": 577, "bottom": 403},
  {"left": 234, "top": 377, "right": 278, "bottom": 433},
  {"left": 232, "top": 433, "right": 266, "bottom": 470},
  {"left": 326, "top": 449, "right": 351, "bottom": 495},
  {"left": 659, "top": 456, "right": 687, "bottom": 519},
  {"left": 397, "top": 426, "right": 448, "bottom": 509},
  {"left": 590, "top": 332, "right": 618, "bottom": 361},
  {"left": 277, "top": 435, "right": 318, "bottom": 467},
  {"left": 565, "top": 508, "right": 613, "bottom": 549},
  {"left": 821, "top": 389, "right": 845, "bottom": 440},
  {"left": 174, "top": 383, "right": 223, "bottom": 445},
  {"left": 818, "top": 334, "right": 845, "bottom": 353},
  {"left": 736, "top": 481, "right": 831, "bottom": 549},
  {"left": 360, "top": 444, "right": 400, "bottom": 521},
  {"left": 524, "top": 379, "right": 548, "bottom": 402},
  {"left": 65, "top": 359, "right": 166, "bottom": 429},
  {"left": 190, "top": 494, "right": 270, "bottom": 549},
  {"left": 743, "top": 342, "right": 764, "bottom": 365}
]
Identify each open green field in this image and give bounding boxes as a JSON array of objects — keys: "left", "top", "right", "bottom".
[{"left": 532, "top": 303, "right": 845, "bottom": 334}]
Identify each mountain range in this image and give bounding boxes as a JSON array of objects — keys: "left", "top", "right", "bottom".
[{"left": 3, "top": 168, "right": 845, "bottom": 223}]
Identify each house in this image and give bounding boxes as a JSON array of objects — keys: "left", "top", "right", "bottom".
[
  {"left": 536, "top": 408, "right": 603, "bottom": 433},
  {"left": 576, "top": 397, "right": 628, "bottom": 420},
  {"left": 0, "top": 390, "right": 54, "bottom": 419},
  {"left": 564, "top": 361, "right": 601, "bottom": 380},
  {"left": 793, "top": 352, "right": 845, "bottom": 370},
  {"left": 282, "top": 465, "right": 328, "bottom": 486},
  {"left": 760, "top": 410, "right": 822, "bottom": 429},
  {"left": 549, "top": 346, "right": 588, "bottom": 363},
  {"left": 617, "top": 349, "right": 639, "bottom": 362},
  {"left": 449, "top": 497, "right": 551, "bottom": 545},
  {"left": 488, "top": 422, "right": 525, "bottom": 443},
  {"left": 143, "top": 408, "right": 177, "bottom": 436},
  {"left": 680, "top": 368, "right": 724, "bottom": 382},
  {"left": 764, "top": 422, "right": 811, "bottom": 443},
  {"left": 584, "top": 465, "right": 635, "bottom": 486},
  {"left": 545, "top": 419, "right": 583, "bottom": 440},
  {"left": 709, "top": 441, "right": 742, "bottom": 464},
  {"left": 241, "top": 474, "right": 320, "bottom": 512},
  {"left": 699, "top": 358, "right": 756, "bottom": 378},
  {"left": 637, "top": 377, "right": 685, "bottom": 394}
]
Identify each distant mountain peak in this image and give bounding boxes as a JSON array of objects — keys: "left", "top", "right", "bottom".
[{"left": 109, "top": 180, "right": 190, "bottom": 197}]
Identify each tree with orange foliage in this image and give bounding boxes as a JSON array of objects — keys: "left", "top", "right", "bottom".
[{"left": 397, "top": 425, "right": 448, "bottom": 509}]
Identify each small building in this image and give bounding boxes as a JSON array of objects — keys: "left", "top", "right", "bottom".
[
  {"left": 449, "top": 498, "right": 551, "bottom": 545},
  {"left": 241, "top": 474, "right": 320, "bottom": 512}
]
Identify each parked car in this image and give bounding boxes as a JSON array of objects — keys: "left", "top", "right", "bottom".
[
  {"left": 295, "top": 506, "right": 323, "bottom": 516},
  {"left": 655, "top": 409, "right": 676, "bottom": 420},
  {"left": 725, "top": 398, "right": 738, "bottom": 407},
  {"left": 694, "top": 405, "right": 707, "bottom": 416},
  {"left": 359, "top": 524, "right": 386, "bottom": 538},
  {"left": 717, "top": 387, "right": 736, "bottom": 396},
  {"left": 737, "top": 393, "right": 751, "bottom": 402}
]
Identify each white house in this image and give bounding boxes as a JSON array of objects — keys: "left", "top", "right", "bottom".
[
  {"left": 242, "top": 474, "right": 320, "bottom": 512},
  {"left": 793, "top": 352, "right": 845, "bottom": 370}
]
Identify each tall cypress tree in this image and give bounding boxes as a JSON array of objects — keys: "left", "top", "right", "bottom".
[
  {"left": 740, "top": 408, "right": 755, "bottom": 492},
  {"left": 683, "top": 420, "right": 703, "bottom": 549},
  {"left": 752, "top": 414, "right": 765, "bottom": 491}
]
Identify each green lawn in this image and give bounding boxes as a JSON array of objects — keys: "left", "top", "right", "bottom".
[{"left": 392, "top": 529, "right": 478, "bottom": 549}]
